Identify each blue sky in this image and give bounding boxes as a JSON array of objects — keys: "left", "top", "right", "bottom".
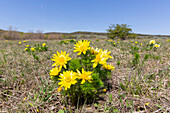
[{"left": 0, "top": 0, "right": 170, "bottom": 35}]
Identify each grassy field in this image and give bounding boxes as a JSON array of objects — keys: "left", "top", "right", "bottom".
[{"left": 0, "top": 38, "right": 169, "bottom": 112}]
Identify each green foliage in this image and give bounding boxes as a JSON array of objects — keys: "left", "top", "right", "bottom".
[
  {"left": 130, "top": 46, "right": 150, "bottom": 68},
  {"left": 69, "top": 39, "right": 76, "bottom": 43},
  {"left": 107, "top": 24, "right": 136, "bottom": 40},
  {"left": 130, "top": 46, "right": 139, "bottom": 54},
  {"left": 32, "top": 53, "right": 40, "bottom": 62},
  {"left": 69, "top": 58, "right": 82, "bottom": 71},
  {"left": 144, "top": 54, "right": 149, "bottom": 61},
  {"left": 146, "top": 43, "right": 153, "bottom": 50},
  {"left": 34, "top": 43, "right": 48, "bottom": 52},
  {"left": 117, "top": 61, "right": 120, "bottom": 67},
  {"left": 95, "top": 39, "right": 99, "bottom": 42},
  {"left": 128, "top": 33, "right": 137, "bottom": 39},
  {"left": 59, "top": 40, "right": 69, "bottom": 45},
  {"left": 132, "top": 53, "right": 140, "bottom": 67}
]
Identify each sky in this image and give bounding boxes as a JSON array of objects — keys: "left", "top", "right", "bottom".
[{"left": 0, "top": 0, "right": 170, "bottom": 35}]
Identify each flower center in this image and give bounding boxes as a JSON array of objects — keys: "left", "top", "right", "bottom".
[
  {"left": 65, "top": 77, "right": 71, "bottom": 82},
  {"left": 59, "top": 56, "right": 65, "bottom": 63},
  {"left": 81, "top": 73, "right": 87, "bottom": 79},
  {"left": 80, "top": 45, "right": 85, "bottom": 51}
]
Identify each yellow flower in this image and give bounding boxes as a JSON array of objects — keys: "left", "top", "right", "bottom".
[
  {"left": 24, "top": 48, "right": 28, "bottom": 51},
  {"left": 49, "top": 67, "right": 60, "bottom": 76},
  {"left": 103, "top": 89, "right": 106, "bottom": 92},
  {"left": 154, "top": 44, "right": 160, "bottom": 48},
  {"left": 135, "top": 41, "right": 137, "bottom": 44},
  {"left": 145, "top": 102, "right": 150, "bottom": 106},
  {"left": 167, "top": 39, "right": 170, "bottom": 42},
  {"left": 140, "top": 43, "right": 142, "bottom": 46},
  {"left": 150, "top": 40, "right": 156, "bottom": 45},
  {"left": 113, "top": 43, "right": 116, "bottom": 45},
  {"left": 31, "top": 47, "right": 35, "bottom": 51},
  {"left": 23, "top": 41, "right": 27, "bottom": 43},
  {"left": 91, "top": 52, "right": 108, "bottom": 68},
  {"left": 73, "top": 40, "right": 90, "bottom": 55},
  {"left": 51, "top": 51, "right": 71, "bottom": 69},
  {"left": 5, "top": 40, "right": 8, "bottom": 42},
  {"left": 91, "top": 49, "right": 112, "bottom": 68},
  {"left": 23, "top": 97, "right": 27, "bottom": 101},
  {"left": 37, "top": 109, "right": 39, "bottom": 112},
  {"left": 57, "top": 86, "right": 62, "bottom": 92},
  {"left": 132, "top": 44, "right": 134, "bottom": 46},
  {"left": 42, "top": 43, "right": 46, "bottom": 47},
  {"left": 100, "top": 49, "right": 113, "bottom": 59},
  {"left": 131, "top": 41, "right": 133, "bottom": 42},
  {"left": 90, "top": 47, "right": 100, "bottom": 54},
  {"left": 58, "top": 70, "right": 77, "bottom": 90},
  {"left": 103, "top": 64, "right": 115, "bottom": 70},
  {"left": 19, "top": 41, "right": 22, "bottom": 44},
  {"left": 77, "top": 68, "right": 93, "bottom": 84},
  {"left": 108, "top": 39, "right": 112, "bottom": 42},
  {"left": 26, "top": 45, "right": 29, "bottom": 47}
]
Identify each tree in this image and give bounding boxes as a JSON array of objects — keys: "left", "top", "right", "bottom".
[{"left": 107, "top": 24, "right": 136, "bottom": 40}]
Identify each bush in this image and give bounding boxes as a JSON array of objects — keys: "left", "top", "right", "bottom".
[
  {"left": 128, "top": 33, "right": 137, "bottom": 39},
  {"left": 107, "top": 24, "right": 136, "bottom": 40}
]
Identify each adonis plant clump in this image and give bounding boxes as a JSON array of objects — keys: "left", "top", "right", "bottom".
[
  {"left": 34, "top": 43, "right": 48, "bottom": 51},
  {"left": 147, "top": 40, "right": 161, "bottom": 50},
  {"left": 24, "top": 43, "right": 48, "bottom": 62},
  {"left": 50, "top": 39, "right": 115, "bottom": 105},
  {"left": 154, "top": 44, "right": 160, "bottom": 48},
  {"left": 24, "top": 43, "right": 48, "bottom": 52}
]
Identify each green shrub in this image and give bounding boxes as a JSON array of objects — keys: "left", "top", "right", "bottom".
[{"left": 107, "top": 24, "right": 136, "bottom": 40}]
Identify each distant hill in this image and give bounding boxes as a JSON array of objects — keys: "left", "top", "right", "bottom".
[
  {"left": 45, "top": 31, "right": 107, "bottom": 36},
  {"left": 45, "top": 31, "right": 170, "bottom": 37},
  {"left": 0, "top": 28, "right": 170, "bottom": 40}
]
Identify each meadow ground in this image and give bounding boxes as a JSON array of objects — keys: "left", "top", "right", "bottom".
[{"left": 0, "top": 38, "right": 169, "bottom": 112}]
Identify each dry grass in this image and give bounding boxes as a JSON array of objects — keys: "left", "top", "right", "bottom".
[{"left": 0, "top": 39, "right": 169, "bottom": 112}]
